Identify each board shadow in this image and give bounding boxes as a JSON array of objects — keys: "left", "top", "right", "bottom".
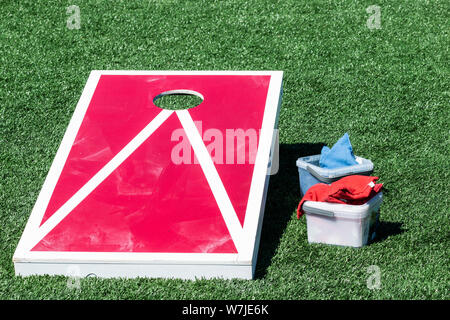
[{"left": 253, "top": 142, "right": 325, "bottom": 279}]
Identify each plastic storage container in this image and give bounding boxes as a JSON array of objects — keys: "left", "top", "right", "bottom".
[
  {"left": 302, "top": 192, "right": 382, "bottom": 247},
  {"left": 296, "top": 154, "right": 374, "bottom": 196}
]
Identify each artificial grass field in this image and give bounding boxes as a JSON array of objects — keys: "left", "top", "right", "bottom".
[{"left": 0, "top": 0, "right": 448, "bottom": 300}]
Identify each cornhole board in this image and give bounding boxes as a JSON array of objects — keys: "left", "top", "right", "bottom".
[{"left": 13, "top": 70, "right": 283, "bottom": 280}]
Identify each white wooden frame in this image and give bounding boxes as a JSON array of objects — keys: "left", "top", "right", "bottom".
[{"left": 13, "top": 70, "right": 284, "bottom": 280}]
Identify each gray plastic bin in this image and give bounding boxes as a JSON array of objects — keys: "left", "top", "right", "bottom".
[{"left": 296, "top": 154, "right": 374, "bottom": 196}]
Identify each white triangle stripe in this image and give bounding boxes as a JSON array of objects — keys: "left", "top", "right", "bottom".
[
  {"left": 176, "top": 110, "right": 245, "bottom": 253},
  {"left": 22, "top": 109, "right": 174, "bottom": 252}
]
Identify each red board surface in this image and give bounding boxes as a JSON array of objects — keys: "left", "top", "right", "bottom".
[{"left": 32, "top": 74, "right": 271, "bottom": 253}]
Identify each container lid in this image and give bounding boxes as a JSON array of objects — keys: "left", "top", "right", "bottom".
[
  {"left": 296, "top": 154, "right": 374, "bottom": 183},
  {"left": 302, "top": 192, "right": 383, "bottom": 219}
]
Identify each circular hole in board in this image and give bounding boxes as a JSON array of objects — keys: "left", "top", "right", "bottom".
[{"left": 153, "top": 89, "right": 204, "bottom": 110}]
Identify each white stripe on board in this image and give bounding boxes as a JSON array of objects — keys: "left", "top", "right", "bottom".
[
  {"left": 23, "top": 109, "right": 174, "bottom": 252},
  {"left": 24, "top": 72, "right": 102, "bottom": 234},
  {"left": 14, "top": 71, "right": 102, "bottom": 258},
  {"left": 241, "top": 72, "right": 283, "bottom": 259},
  {"left": 176, "top": 110, "right": 245, "bottom": 253}
]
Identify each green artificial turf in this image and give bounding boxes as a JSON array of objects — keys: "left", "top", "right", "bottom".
[{"left": 0, "top": 0, "right": 449, "bottom": 300}]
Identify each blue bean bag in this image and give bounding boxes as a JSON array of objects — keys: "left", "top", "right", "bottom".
[{"left": 319, "top": 133, "right": 358, "bottom": 169}]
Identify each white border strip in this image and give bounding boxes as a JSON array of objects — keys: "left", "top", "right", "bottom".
[
  {"left": 15, "top": 251, "right": 240, "bottom": 264},
  {"left": 14, "top": 71, "right": 101, "bottom": 258},
  {"left": 98, "top": 70, "right": 280, "bottom": 76},
  {"left": 15, "top": 262, "right": 253, "bottom": 280},
  {"left": 22, "top": 109, "right": 174, "bottom": 252},
  {"left": 176, "top": 110, "right": 245, "bottom": 253},
  {"left": 240, "top": 71, "right": 283, "bottom": 260}
]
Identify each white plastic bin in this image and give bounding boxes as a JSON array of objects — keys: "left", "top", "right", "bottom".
[{"left": 302, "top": 192, "right": 383, "bottom": 247}]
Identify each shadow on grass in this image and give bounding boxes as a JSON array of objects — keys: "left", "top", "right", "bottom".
[
  {"left": 254, "top": 142, "right": 325, "bottom": 279},
  {"left": 372, "top": 221, "right": 406, "bottom": 244}
]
